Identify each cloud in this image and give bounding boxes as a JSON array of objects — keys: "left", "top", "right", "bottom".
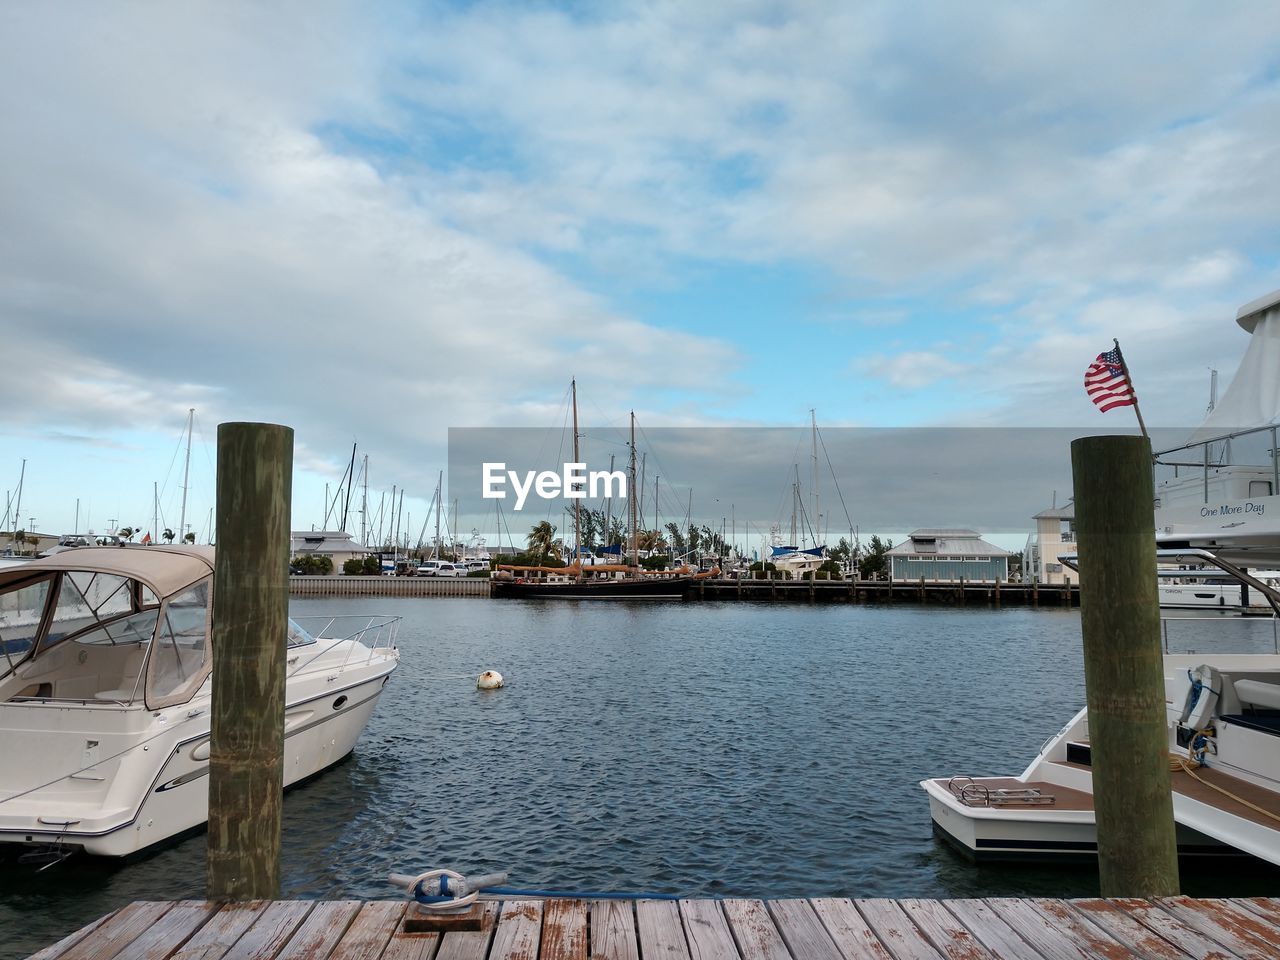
[
  {"left": 859, "top": 351, "right": 969, "bottom": 390},
  {"left": 4, "top": 0, "right": 1280, "bottom": 532},
  {"left": 0, "top": 2, "right": 741, "bottom": 493}
]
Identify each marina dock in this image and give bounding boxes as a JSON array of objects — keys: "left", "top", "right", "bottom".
[
  {"left": 29, "top": 895, "right": 1280, "bottom": 960},
  {"left": 289, "top": 576, "right": 489, "bottom": 598},
  {"left": 288, "top": 575, "right": 1078, "bottom": 605},
  {"left": 688, "top": 577, "right": 1079, "bottom": 605}
]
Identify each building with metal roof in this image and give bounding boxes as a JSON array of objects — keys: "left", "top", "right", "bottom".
[
  {"left": 290, "top": 530, "right": 370, "bottom": 571},
  {"left": 887, "top": 528, "right": 1013, "bottom": 582},
  {"left": 1024, "top": 499, "right": 1077, "bottom": 584}
]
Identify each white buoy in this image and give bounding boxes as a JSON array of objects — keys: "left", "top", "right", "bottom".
[{"left": 477, "top": 670, "right": 504, "bottom": 690}]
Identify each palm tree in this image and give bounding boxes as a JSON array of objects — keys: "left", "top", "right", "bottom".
[
  {"left": 119, "top": 527, "right": 135, "bottom": 542},
  {"left": 526, "top": 521, "right": 557, "bottom": 563},
  {"left": 183, "top": 532, "right": 196, "bottom": 545},
  {"left": 637, "top": 529, "right": 665, "bottom": 552},
  {"left": 163, "top": 528, "right": 175, "bottom": 544}
]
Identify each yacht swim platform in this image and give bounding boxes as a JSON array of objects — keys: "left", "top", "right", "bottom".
[{"left": 29, "top": 895, "right": 1280, "bottom": 960}]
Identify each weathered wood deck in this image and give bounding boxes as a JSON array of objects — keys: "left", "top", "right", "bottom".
[{"left": 28, "top": 896, "right": 1280, "bottom": 960}]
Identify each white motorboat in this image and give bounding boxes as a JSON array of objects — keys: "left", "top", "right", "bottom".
[
  {"left": 0, "top": 546, "right": 399, "bottom": 858},
  {"left": 924, "top": 288, "right": 1280, "bottom": 864},
  {"left": 924, "top": 558, "right": 1280, "bottom": 863},
  {"left": 1158, "top": 567, "right": 1280, "bottom": 612}
]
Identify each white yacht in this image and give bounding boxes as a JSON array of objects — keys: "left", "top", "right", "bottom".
[
  {"left": 923, "top": 288, "right": 1280, "bottom": 864},
  {"left": 0, "top": 546, "right": 399, "bottom": 858}
]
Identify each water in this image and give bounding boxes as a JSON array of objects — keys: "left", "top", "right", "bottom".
[{"left": 3, "top": 600, "right": 1279, "bottom": 958}]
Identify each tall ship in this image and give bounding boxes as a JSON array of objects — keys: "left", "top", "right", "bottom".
[
  {"left": 922, "top": 288, "right": 1280, "bottom": 865},
  {"left": 491, "top": 382, "right": 705, "bottom": 599}
]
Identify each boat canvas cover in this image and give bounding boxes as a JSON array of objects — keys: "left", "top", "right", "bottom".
[
  {"left": 0, "top": 546, "right": 214, "bottom": 598},
  {"left": 1190, "top": 294, "right": 1280, "bottom": 444},
  {"left": 770, "top": 546, "right": 823, "bottom": 558}
]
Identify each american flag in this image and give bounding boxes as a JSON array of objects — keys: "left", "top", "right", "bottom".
[{"left": 1084, "top": 347, "right": 1136, "bottom": 412}]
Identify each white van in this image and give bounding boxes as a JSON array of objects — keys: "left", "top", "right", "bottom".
[{"left": 417, "top": 560, "right": 461, "bottom": 577}]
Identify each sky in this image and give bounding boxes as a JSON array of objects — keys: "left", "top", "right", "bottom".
[{"left": 3, "top": 1, "right": 1280, "bottom": 550}]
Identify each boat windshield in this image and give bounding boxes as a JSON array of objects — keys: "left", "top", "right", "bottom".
[
  {"left": 287, "top": 618, "right": 316, "bottom": 648},
  {"left": 0, "top": 569, "right": 215, "bottom": 707},
  {"left": 0, "top": 575, "right": 53, "bottom": 679}
]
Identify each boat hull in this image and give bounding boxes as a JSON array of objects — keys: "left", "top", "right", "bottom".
[
  {"left": 491, "top": 576, "right": 693, "bottom": 599},
  {"left": 0, "top": 650, "right": 396, "bottom": 858}
]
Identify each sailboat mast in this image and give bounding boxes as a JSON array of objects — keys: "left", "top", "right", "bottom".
[
  {"left": 628, "top": 411, "right": 638, "bottom": 567},
  {"left": 571, "top": 378, "right": 581, "bottom": 575},
  {"left": 811, "top": 409, "right": 819, "bottom": 547},
  {"left": 178, "top": 409, "right": 193, "bottom": 544},
  {"left": 434, "top": 471, "right": 442, "bottom": 560},
  {"left": 654, "top": 474, "right": 659, "bottom": 552},
  {"left": 606, "top": 453, "right": 615, "bottom": 550},
  {"left": 153, "top": 482, "right": 158, "bottom": 545},
  {"left": 11, "top": 459, "right": 25, "bottom": 551},
  {"left": 361, "top": 454, "right": 369, "bottom": 547}
]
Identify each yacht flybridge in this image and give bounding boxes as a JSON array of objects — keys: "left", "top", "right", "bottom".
[
  {"left": 0, "top": 546, "right": 399, "bottom": 858},
  {"left": 924, "top": 288, "right": 1280, "bottom": 865}
]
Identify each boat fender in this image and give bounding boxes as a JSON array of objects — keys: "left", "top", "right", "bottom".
[
  {"left": 477, "top": 670, "right": 504, "bottom": 690},
  {"left": 1180, "top": 664, "right": 1221, "bottom": 730}
]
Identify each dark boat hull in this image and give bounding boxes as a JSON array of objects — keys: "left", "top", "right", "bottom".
[{"left": 491, "top": 576, "right": 693, "bottom": 599}]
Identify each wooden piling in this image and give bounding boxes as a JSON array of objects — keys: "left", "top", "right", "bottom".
[
  {"left": 1071, "top": 434, "right": 1179, "bottom": 898},
  {"left": 207, "top": 422, "right": 294, "bottom": 901}
]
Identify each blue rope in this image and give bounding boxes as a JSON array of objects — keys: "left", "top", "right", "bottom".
[
  {"left": 481, "top": 886, "right": 682, "bottom": 901},
  {"left": 411, "top": 881, "right": 682, "bottom": 904}
]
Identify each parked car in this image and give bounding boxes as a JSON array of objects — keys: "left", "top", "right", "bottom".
[{"left": 417, "top": 560, "right": 462, "bottom": 577}]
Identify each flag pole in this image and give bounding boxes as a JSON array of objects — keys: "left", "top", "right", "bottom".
[{"left": 1112, "top": 338, "right": 1150, "bottom": 442}]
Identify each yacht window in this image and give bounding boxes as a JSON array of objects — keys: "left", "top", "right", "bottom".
[
  {"left": 0, "top": 577, "right": 52, "bottom": 678},
  {"left": 41, "top": 572, "right": 136, "bottom": 651},
  {"left": 147, "top": 581, "right": 210, "bottom": 707},
  {"left": 287, "top": 618, "right": 317, "bottom": 648},
  {"left": 1249, "top": 481, "right": 1272, "bottom": 497},
  {"left": 67, "top": 608, "right": 160, "bottom": 702}
]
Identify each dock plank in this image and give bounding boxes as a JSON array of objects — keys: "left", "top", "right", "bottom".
[
  {"left": 1231, "top": 896, "right": 1280, "bottom": 927},
  {"left": 679, "top": 899, "right": 741, "bottom": 960},
  {"left": 539, "top": 899, "right": 587, "bottom": 960},
  {"left": 1064, "top": 900, "right": 1201, "bottom": 960},
  {"left": 590, "top": 899, "right": 639, "bottom": 960},
  {"left": 982, "top": 899, "right": 1132, "bottom": 960},
  {"left": 276, "top": 901, "right": 362, "bottom": 960},
  {"left": 170, "top": 902, "right": 271, "bottom": 960},
  {"left": 57, "top": 900, "right": 175, "bottom": 960},
  {"left": 637, "top": 900, "right": 692, "bottom": 960},
  {"left": 30, "top": 896, "right": 1280, "bottom": 960},
  {"left": 434, "top": 902, "right": 498, "bottom": 960},
  {"left": 1153, "top": 897, "right": 1280, "bottom": 960},
  {"left": 25, "top": 909, "right": 115, "bottom": 960},
  {"left": 376, "top": 913, "right": 439, "bottom": 960},
  {"left": 721, "top": 899, "right": 790, "bottom": 960},
  {"left": 488, "top": 901, "right": 542, "bottom": 960},
  {"left": 329, "top": 902, "right": 407, "bottom": 960},
  {"left": 855, "top": 899, "right": 946, "bottom": 960},
  {"left": 808, "top": 898, "right": 894, "bottom": 960},
  {"left": 941, "top": 901, "right": 1035, "bottom": 960},
  {"left": 897, "top": 899, "right": 995, "bottom": 960},
  {"left": 221, "top": 901, "right": 315, "bottom": 960},
  {"left": 115, "top": 901, "right": 220, "bottom": 960},
  {"left": 766, "top": 899, "right": 843, "bottom": 960}
]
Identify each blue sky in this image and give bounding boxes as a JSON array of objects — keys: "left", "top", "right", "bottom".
[{"left": 3, "top": 1, "right": 1280, "bottom": 547}]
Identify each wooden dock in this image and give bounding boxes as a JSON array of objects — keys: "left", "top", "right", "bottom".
[
  {"left": 289, "top": 576, "right": 489, "bottom": 598},
  {"left": 688, "top": 577, "right": 1079, "bottom": 606},
  {"left": 29, "top": 895, "right": 1280, "bottom": 960}
]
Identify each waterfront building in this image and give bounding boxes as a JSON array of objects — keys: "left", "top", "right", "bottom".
[
  {"left": 1023, "top": 500, "right": 1077, "bottom": 584},
  {"left": 887, "top": 528, "right": 1012, "bottom": 582},
  {"left": 290, "top": 530, "right": 369, "bottom": 569}
]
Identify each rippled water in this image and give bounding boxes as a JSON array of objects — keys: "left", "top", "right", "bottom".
[{"left": 4, "top": 600, "right": 1279, "bottom": 958}]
